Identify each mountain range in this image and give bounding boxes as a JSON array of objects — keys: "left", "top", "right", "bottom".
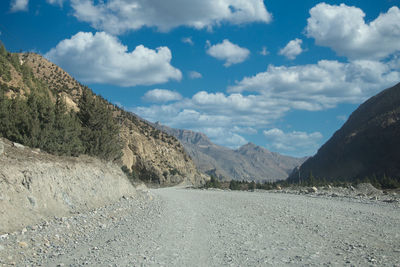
[
  {"left": 154, "top": 123, "right": 306, "bottom": 182},
  {"left": 1, "top": 44, "right": 399, "bottom": 187}
]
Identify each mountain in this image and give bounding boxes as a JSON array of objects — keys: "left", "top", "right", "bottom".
[
  {"left": 0, "top": 46, "right": 207, "bottom": 186},
  {"left": 154, "top": 123, "right": 306, "bottom": 182},
  {"left": 289, "top": 82, "right": 400, "bottom": 187}
]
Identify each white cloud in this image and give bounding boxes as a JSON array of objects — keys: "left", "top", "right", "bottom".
[
  {"left": 229, "top": 60, "right": 400, "bottom": 110},
  {"left": 46, "top": 0, "right": 64, "bottom": 6},
  {"left": 188, "top": 71, "right": 202, "bottom": 79},
  {"left": 336, "top": 115, "right": 347, "bottom": 122},
  {"left": 200, "top": 127, "right": 248, "bottom": 148},
  {"left": 306, "top": 3, "right": 400, "bottom": 60},
  {"left": 206, "top": 39, "right": 250, "bottom": 67},
  {"left": 133, "top": 90, "right": 289, "bottom": 148},
  {"left": 70, "top": 0, "right": 272, "bottom": 34},
  {"left": 182, "top": 37, "right": 194, "bottom": 46},
  {"left": 45, "top": 32, "right": 182, "bottom": 87},
  {"left": 10, "top": 0, "right": 28, "bottom": 12},
  {"left": 260, "top": 46, "right": 269, "bottom": 56},
  {"left": 232, "top": 126, "right": 257, "bottom": 135},
  {"left": 142, "top": 89, "right": 182, "bottom": 103},
  {"left": 133, "top": 55, "right": 399, "bottom": 155},
  {"left": 263, "top": 128, "right": 322, "bottom": 156},
  {"left": 133, "top": 56, "right": 399, "bottom": 152},
  {"left": 279, "top": 38, "right": 303, "bottom": 60}
]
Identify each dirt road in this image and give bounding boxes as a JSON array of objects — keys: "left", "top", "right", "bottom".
[{"left": 1, "top": 188, "right": 399, "bottom": 266}]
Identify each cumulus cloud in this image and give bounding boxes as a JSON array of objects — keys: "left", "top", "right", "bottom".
[
  {"left": 336, "top": 115, "right": 347, "bottom": 122},
  {"left": 306, "top": 3, "right": 400, "bottom": 60},
  {"left": 70, "top": 0, "right": 272, "bottom": 34},
  {"left": 200, "top": 127, "right": 248, "bottom": 148},
  {"left": 46, "top": 0, "right": 64, "bottom": 6},
  {"left": 263, "top": 128, "right": 322, "bottom": 156},
  {"left": 188, "top": 71, "right": 202, "bottom": 79},
  {"left": 279, "top": 38, "right": 303, "bottom": 60},
  {"left": 182, "top": 37, "right": 194, "bottom": 46},
  {"left": 10, "top": 0, "right": 28, "bottom": 12},
  {"left": 260, "top": 46, "right": 269, "bottom": 56},
  {"left": 133, "top": 90, "right": 290, "bottom": 148},
  {"left": 206, "top": 39, "right": 250, "bottom": 67},
  {"left": 133, "top": 56, "right": 399, "bottom": 151},
  {"left": 232, "top": 126, "right": 258, "bottom": 135},
  {"left": 45, "top": 32, "right": 182, "bottom": 87},
  {"left": 142, "top": 89, "right": 182, "bottom": 103},
  {"left": 133, "top": 55, "right": 399, "bottom": 154},
  {"left": 229, "top": 60, "right": 400, "bottom": 110}
]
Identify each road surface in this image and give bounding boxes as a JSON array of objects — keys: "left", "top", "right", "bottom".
[{"left": 1, "top": 187, "right": 399, "bottom": 266}]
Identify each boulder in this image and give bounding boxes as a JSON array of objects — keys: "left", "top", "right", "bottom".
[{"left": 308, "top": 186, "right": 318, "bottom": 193}]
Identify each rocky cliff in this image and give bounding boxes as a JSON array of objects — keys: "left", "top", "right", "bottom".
[
  {"left": 155, "top": 124, "right": 306, "bottom": 182},
  {"left": 3, "top": 52, "right": 207, "bottom": 186},
  {"left": 290, "top": 82, "right": 400, "bottom": 185},
  {"left": 0, "top": 138, "right": 138, "bottom": 234}
]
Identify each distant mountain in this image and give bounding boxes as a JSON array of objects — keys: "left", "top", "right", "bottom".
[
  {"left": 289, "top": 82, "right": 400, "bottom": 186},
  {"left": 154, "top": 123, "right": 306, "bottom": 182}
]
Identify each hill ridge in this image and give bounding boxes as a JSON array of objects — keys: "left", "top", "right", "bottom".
[{"left": 154, "top": 123, "right": 306, "bottom": 182}]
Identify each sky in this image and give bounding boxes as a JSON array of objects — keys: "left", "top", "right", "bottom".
[{"left": 1, "top": 0, "right": 400, "bottom": 157}]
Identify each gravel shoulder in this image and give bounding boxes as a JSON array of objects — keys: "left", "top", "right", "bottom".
[{"left": 1, "top": 188, "right": 399, "bottom": 266}]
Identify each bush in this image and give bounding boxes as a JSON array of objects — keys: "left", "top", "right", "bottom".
[
  {"left": 121, "top": 165, "right": 138, "bottom": 183},
  {"left": 204, "top": 176, "right": 221, "bottom": 189}
]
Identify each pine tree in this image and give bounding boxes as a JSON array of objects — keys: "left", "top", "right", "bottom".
[
  {"left": 52, "top": 94, "right": 83, "bottom": 156},
  {"left": 26, "top": 92, "right": 41, "bottom": 147},
  {"left": 78, "top": 89, "right": 121, "bottom": 160},
  {"left": 0, "top": 84, "right": 11, "bottom": 137}
]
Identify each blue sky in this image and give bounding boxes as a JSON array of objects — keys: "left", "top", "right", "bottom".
[{"left": 1, "top": 0, "right": 399, "bottom": 157}]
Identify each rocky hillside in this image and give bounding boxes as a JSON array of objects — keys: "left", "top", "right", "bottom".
[
  {"left": 155, "top": 123, "right": 305, "bottom": 182},
  {"left": 289, "top": 82, "right": 400, "bottom": 187},
  {"left": 0, "top": 48, "right": 206, "bottom": 186}
]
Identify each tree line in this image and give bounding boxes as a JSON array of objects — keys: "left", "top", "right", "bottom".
[{"left": 0, "top": 43, "right": 121, "bottom": 160}]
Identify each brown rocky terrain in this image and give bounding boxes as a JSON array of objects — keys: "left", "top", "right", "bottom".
[{"left": 4, "top": 52, "right": 207, "bottom": 186}]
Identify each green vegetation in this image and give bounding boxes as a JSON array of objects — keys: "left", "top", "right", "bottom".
[
  {"left": 0, "top": 44, "right": 121, "bottom": 160},
  {"left": 78, "top": 88, "right": 121, "bottom": 160},
  {"left": 203, "top": 173, "right": 399, "bottom": 191},
  {"left": 203, "top": 177, "right": 284, "bottom": 191},
  {"left": 288, "top": 170, "right": 400, "bottom": 189},
  {"left": 121, "top": 165, "right": 139, "bottom": 183},
  {"left": 203, "top": 176, "right": 221, "bottom": 189}
]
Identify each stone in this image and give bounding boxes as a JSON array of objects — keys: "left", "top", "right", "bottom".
[
  {"left": 0, "top": 233, "right": 9, "bottom": 239},
  {"left": 12, "top": 142, "right": 25, "bottom": 149},
  {"left": 18, "top": 241, "right": 28, "bottom": 248},
  {"left": 27, "top": 196, "right": 37, "bottom": 207},
  {"left": 0, "top": 140, "right": 4, "bottom": 155},
  {"left": 308, "top": 186, "right": 318, "bottom": 193}
]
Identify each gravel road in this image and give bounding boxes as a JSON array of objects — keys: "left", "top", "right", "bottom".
[{"left": 1, "top": 187, "right": 399, "bottom": 266}]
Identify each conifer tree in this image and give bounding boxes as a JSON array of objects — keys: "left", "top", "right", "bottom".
[{"left": 78, "top": 89, "right": 121, "bottom": 160}]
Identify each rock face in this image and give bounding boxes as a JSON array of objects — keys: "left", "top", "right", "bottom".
[
  {"left": 118, "top": 114, "right": 207, "bottom": 185},
  {"left": 155, "top": 124, "right": 306, "bottom": 182},
  {"left": 290, "top": 82, "right": 400, "bottom": 183},
  {"left": 0, "top": 138, "right": 137, "bottom": 234},
  {"left": 10, "top": 53, "right": 206, "bottom": 186}
]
